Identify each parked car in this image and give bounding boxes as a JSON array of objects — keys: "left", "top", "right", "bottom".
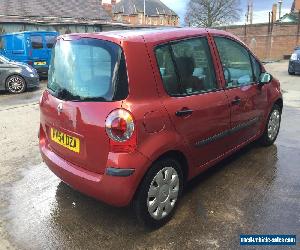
[
  {"left": 0, "top": 55, "right": 39, "bottom": 94},
  {"left": 288, "top": 46, "right": 300, "bottom": 75},
  {"left": 0, "top": 31, "right": 58, "bottom": 78},
  {"left": 39, "top": 28, "right": 283, "bottom": 228}
]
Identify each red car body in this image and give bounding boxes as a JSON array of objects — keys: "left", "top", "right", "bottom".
[{"left": 39, "top": 28, "right": 282, "bottom": 208}]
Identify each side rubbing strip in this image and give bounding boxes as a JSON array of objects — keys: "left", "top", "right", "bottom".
[{"left": 195, "top": 117, "right": 260, "bottom": 147}]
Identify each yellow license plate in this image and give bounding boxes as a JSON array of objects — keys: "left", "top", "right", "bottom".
[
  {"left": 50, "top": 128, "right": 80, "bottom": 153},
  {"left": 34, "top": 61, "right": 46, "bottom": 66}
]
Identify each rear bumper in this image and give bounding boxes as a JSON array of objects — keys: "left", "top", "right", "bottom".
[
  {"left": 289, "top": 60, "right": 300, "bottom": 73},
  {"left": 36, "top": 67, "right": 48, "bottom": 78},
  {"left": 39, "top": 137, "right": 151, "bottom": 207}
]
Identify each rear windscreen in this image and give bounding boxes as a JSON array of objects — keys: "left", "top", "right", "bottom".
[{"left": 48, "top": 38, "right": 128, "bottom": 102}]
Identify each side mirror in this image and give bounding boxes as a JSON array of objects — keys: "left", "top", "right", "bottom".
[
  {"left": 160, "top": 68, "right": 166, "bottom": 76},
  {"left": 259, "top": 72, "right": 272, "bottom": 85}
]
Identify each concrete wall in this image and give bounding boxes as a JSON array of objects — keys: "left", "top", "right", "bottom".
[{"left": 220, "top": 23, "right": 300, "bottom": 61}]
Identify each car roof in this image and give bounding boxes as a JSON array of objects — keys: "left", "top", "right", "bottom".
[{"left": 60, "top": 28, "right": 240, "bottom": 45}]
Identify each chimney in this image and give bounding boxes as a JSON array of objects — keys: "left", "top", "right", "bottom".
[
  {"left": 278, "top": 0, "right": 283, "bottom": 19},
  {"left": 272, "top": 4, "right": 277, "bottom": 22},
  {"left": 296, "top": 0, "right": 300, "bottom": 11}
]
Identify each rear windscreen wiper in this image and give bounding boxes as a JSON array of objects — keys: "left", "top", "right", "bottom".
[
  {"left": 55, "top": 87, "right": 108, "bottom": 102},
  {"left": 56, "top": 88, "right": 80, "bottom": 101},
  {"left": 79, "top": 97, "right": 108, "bottom": 102}
]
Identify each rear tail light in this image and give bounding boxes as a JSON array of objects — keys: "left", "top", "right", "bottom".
[
  {"left": 105, "top": 109, "right": 136, "bottom": 153},
  {"left": 28, "top": 61, "right": 33, "bottom": 65}
]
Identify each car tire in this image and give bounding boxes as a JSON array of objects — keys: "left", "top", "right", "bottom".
[
  {"left": 6, "top": 75, "right": 26, "bottom": 94},
  {"left": 288, "top": 70, "right": 295, "bottom": 75},
  {"left": 259, "top": 104, "right": 282, "bottom": 147},
  {"left": 133, "top": 158, "right": 183, "bottom": 229}
]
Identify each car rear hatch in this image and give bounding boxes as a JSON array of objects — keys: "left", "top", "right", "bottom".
[{"left": 40, "top": 36, "right": 128, "bottom": 174}]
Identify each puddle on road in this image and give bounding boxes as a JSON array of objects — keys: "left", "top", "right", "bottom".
[{"left": 2, "top": 163, "right": 139, "bottom": 249}]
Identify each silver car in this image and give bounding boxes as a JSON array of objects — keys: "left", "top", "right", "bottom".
[{"left": 0, "top": 55, "right": 39, "bottom": 94}]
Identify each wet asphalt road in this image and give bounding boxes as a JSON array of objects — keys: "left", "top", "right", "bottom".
[{"left": 0, "top": 61, "right": 299, "bottom": 249}]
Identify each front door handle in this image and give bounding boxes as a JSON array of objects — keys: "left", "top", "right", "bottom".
[
  {"left": 231, "top": 97, "right": 241, "bottom": 106},
  {"left": 175, "top": 108, "right": 193, "bottom": 117}
]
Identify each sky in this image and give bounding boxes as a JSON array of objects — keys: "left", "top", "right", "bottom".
[{"left": 160, "top": 0, "right": 295, "bottom": 25}]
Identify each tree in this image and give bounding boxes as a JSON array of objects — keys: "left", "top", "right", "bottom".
[{"left": 185, "top": 0, "right": 241, "bottom": 28}]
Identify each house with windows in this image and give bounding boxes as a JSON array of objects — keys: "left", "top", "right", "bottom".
[
  {"left": 0, "top": 0, "right": 113, "bottom": 35},
  {"left": 111, "top": 0, "right": 179, "bottom": 26}
]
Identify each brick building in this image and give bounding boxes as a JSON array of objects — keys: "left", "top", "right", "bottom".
[
  {"left": 292, "top": 0, "right": 300, "bottom": 11},
  {"left": 0, "top": 0, "right": 112, "bottom": 34},
  {"left": 110, "top": 0, "right": 179, "bottom": 26}
]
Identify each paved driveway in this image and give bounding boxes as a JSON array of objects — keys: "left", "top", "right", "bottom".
[{"left": 0, "top": 61, "right": 299, "bottom": 249}]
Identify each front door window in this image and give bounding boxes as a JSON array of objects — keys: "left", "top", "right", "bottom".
[{"left": 214, "top": 37, "right": 254, "bottom": 88}]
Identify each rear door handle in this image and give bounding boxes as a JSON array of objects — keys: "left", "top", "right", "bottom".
[
  {"left": 231, "top": 97, "right": 241, "bottom": 106},
  {"left": 175, "top": 109, "right": 193, "bottom": 117}
]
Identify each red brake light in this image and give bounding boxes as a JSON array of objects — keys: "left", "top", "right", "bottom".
[
  {"left": 111, "top": 117, "right": 128, "bottom": 139},
  {"left": 28, "top": 61, "right": 33, "bottom": 65},
  {"left": 105, "top": 109, "right": 136, "bottom": 153}
]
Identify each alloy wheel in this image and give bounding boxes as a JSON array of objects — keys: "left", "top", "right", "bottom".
[
  {"left": 268, "top": 109, "right": 280, "bottom": 141},
  {"left": 7, "top": 76, "right": 26, "bottom": 94}
]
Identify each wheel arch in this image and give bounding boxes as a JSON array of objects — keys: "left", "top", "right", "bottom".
[
  {"left": 132, "top": 149, "right": 189, "bottom": 205},
  {"left": 274, "top": 98, "right": 283, "bottom": 112},
  {"left": 153, "top": 150, "right": 189, "bottom": 183}
]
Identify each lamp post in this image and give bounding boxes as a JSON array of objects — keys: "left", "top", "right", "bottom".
[
  {"left": 278, "top": 0, "right": 283, "bottom": 19},
  {"left": 144, "top": 0, "right": 146, "bottom": 25}
]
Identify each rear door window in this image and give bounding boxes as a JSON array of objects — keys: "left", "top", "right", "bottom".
[
  {"left": 214, "top": 37, "right": 254, "bottom": 88},
  {"left": 155, "top": 37, "right": 217, "bottom": 96},
  {"left": 48, "top": 38, "right": 128, "bottom": 101},
  {"left": 155, "top": 46, "right": 179, "bottom": 96},
  {"left": 30, "top": 36, "right": 43, "bottom": 49}
]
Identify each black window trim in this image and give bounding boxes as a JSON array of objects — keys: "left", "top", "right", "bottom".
[
  {"left": 154, "top": 35, "right": 222, "bottom": 98},
  {"left": 212, "top": 35, "right": 263, "bottom": 90},
  {"left": 250, "top": 53, "right": 263, "bottom": 82}
]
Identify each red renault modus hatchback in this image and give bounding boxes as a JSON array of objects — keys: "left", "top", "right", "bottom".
[{"left": 39, "top": 28, "right": 283, "bottom": 228}]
